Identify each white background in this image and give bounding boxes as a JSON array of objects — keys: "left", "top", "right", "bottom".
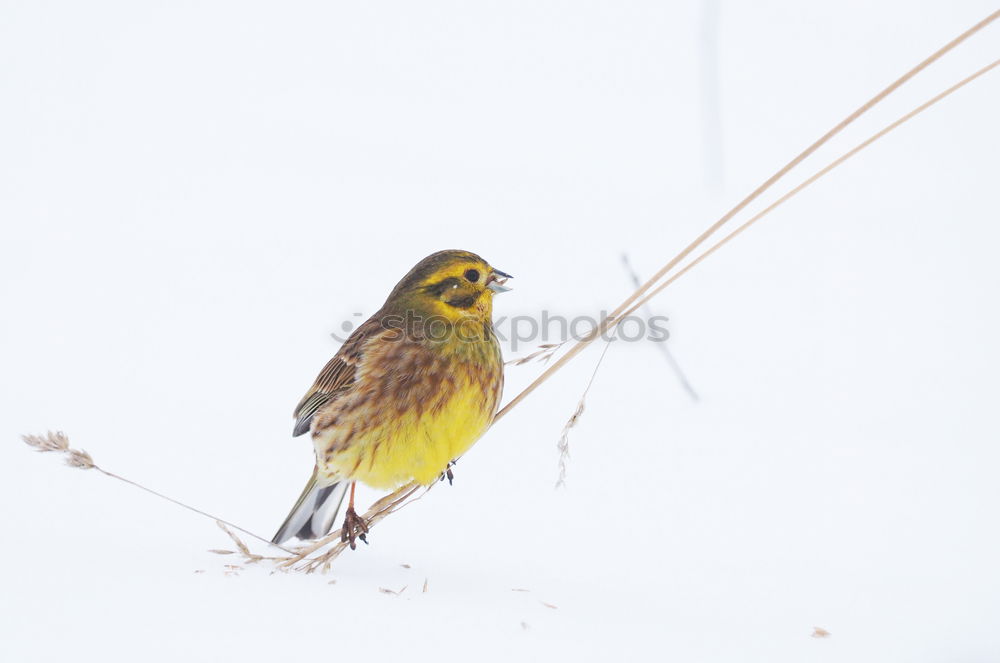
[{"left": 2, "top": 1, "right": 998, "bottom": 661}]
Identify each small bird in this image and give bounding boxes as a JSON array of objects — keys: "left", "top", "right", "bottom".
[{"left": 272, "top": 249, "right": 511, "bottom": 547}]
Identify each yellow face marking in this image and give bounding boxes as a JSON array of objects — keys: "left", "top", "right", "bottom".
[{"left": 407, "top": 259, "right": 497, "bottom": 324}]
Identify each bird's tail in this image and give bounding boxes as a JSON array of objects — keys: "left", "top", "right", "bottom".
[{"left": 271, "top": 468, "right": 348, "bottom": 545}]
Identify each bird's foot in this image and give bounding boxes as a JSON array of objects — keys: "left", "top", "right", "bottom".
[
  {"left": 438, "top": 459, "right": 457, "bottom": 486},
  {"left": 340, "top": 505, "right": 369, "bottom": 550}
]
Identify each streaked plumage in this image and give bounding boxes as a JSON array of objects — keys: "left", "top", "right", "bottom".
[{"left": 272, "top": 250, "right": 509, "bottom": 546}]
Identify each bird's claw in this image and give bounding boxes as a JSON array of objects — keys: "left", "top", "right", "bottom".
[{"left": 340, "top": 506, "right": 369, "bottom": 550}]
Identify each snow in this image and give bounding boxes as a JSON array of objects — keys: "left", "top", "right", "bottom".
[{"left": 1, "top": 1, "right": 998, "bottom": 661}]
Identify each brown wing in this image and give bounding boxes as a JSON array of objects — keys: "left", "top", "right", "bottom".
[{"left": 291, "top": 316, "right": 382, "bottom": 437}]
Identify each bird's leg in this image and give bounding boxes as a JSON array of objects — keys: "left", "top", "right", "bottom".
[
  {"left": 438, "top": 459, "right": 457, "bottom": 486},
  {"left": 340, "top": 482, "right": 369, "bottom": 550}
]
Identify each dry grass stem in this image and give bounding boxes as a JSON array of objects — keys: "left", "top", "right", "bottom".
[
  {"left": 543, "top": 58, "right": 1000, "bottom": 486},
  {"left": 554, "top": 400, "right": 583, "bottom": 488},
  {"left": 506, "top": 343, "right": 563, "bottom": 366},
  {"left": 216, "top": 521, "right": 279, "bottom": 564},
  {"left": 21, "top": 431, "right": 295, "bottom": 556},
  {"left": 499, "top": 41, "right": 1000, "bottom": 487},
  {"left": 620, "top": 57, "right": 1000, "bottom": 323},
  {"left": 493, "top": 10, "right": 1000, "bottom": 424},
  {"left": 555, "top": 333, "right": 615, "bottom": 486}
]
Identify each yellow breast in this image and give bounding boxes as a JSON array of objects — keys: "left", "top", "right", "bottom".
[{"left": 312, "top": 332, "right": 503, "bottom": 490}]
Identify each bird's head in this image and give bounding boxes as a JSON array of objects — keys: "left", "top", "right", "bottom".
[{"left": 385, "top": 250, "right": 512, "bottom": 323}]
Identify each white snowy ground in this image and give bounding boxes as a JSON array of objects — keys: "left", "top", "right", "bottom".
[{"left": 2, "top": 1, "right": 999, "bottom": 661}]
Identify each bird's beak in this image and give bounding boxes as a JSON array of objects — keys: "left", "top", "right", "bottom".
[{"left": 487, "top": 269, "right": 513, "bottom": 293}]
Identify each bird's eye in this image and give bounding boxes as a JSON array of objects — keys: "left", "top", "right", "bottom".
[{"left": 464, "top": 269, "right": 480, "bottom": 283}]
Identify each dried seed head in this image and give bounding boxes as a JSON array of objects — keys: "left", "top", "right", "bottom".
[
  {"left": 65, "top": 449, "right": 95, "bottom": 469},
  {"left": 22, "top": 431, "right": 70, "bottom": 452}
]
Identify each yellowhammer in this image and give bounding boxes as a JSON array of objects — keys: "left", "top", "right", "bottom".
[{"left": 272, "top": 249, "right": 511, "bottom": 547}]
